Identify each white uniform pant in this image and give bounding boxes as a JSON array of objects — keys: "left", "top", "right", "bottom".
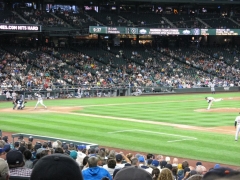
[
  {"left": 35, "top": 100, "right": 46, "bottom": 108},
  {"left": 235, "top": 125, "right": 240, "bottom": 140},
  {"left": 207, "top": 98, "right": 222, "bottom": 110}
]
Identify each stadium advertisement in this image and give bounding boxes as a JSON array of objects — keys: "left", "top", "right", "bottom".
[
  {"left": 0, "top": 24, "right": 42, "bottom": 32},
  {"left": 89, "top": 26, "right": 240, "bottom": 36}
]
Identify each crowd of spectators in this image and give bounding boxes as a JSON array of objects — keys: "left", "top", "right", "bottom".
[
  {"left": 1, "top": 43, "right": 240, "bottom": 98},
  {"left": 0, "top": 135, "right": 239, "bottom": 180}
]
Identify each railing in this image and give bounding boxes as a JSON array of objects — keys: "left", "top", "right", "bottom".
[{"left": 11, "top": 133, "right": 98, "bottom": 149}]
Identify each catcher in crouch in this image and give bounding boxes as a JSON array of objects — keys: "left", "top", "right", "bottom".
[
  {"left": 205, "top": 97, "right": 223, "bottom": 110},
  {"left": 13, "top": 99, "right": 27, "bottom": 110}
]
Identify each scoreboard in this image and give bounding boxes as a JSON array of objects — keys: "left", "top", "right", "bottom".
[{"left": 90, "top": 26, "right": 240, "bottom": 36}]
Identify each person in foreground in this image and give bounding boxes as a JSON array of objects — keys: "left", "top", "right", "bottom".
[
  {"left": 30, "top": 153, "right": 83, "bottom": 180},
  {"left": 82, "top": 156, "right": 112, "bottom": 180}
]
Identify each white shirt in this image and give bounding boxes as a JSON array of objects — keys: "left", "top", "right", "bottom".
[
  {"left": 76, "top": 152, "right": 86, "bottom": 166},
  {"left": 235, "top": 116, "right": 240, "bottom": 126},
  {"left": 37, "top": 94, "right": 43, "bottom": 101}
]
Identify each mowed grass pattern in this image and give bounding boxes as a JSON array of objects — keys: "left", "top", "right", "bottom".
[{"left": 0, "top": 92, "right": 239, "bottom": 166}]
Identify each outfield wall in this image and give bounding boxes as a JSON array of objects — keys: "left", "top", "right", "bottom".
[{"left": 0, "top": 86, "right": 239, "bottom": 100}]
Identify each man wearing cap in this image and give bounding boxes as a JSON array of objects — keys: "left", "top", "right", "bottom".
[
  {"left": 30, "top": 154, "right": 84, "bottom": 180},
  {"left": 0, "top": 148, "right": 6, "bottom": 160},
  {"left": 0, "top": 158, "right": 9, "bottom": 180},
  {"left": 70, "top": 150, "right": 78, "bottom": 161},
  {"left": 6, "top": 149, "right": 32, "bottom": 177},
  {"left": 82, "top": 156, "right": 112, "bottom": 180},
  {"left": 138, "top": 156, "right": 152, "bottom": 174},
  {"left": 76, "top": 145, "right": 86, "bottom": 167},
  {"left": 115, "top": 153, "right": 130, "bottom": 169},
  {"left": 150, "top": 160, "right": 161, "bottom": 171}
]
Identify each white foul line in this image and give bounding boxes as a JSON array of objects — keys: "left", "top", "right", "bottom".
[{"left": 108, "top": 129, "right": 197, "bottom": 143}]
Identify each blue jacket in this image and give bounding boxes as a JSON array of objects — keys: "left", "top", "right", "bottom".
[{"left": 82, "top": 166, "right": 112, "bottom": 180}]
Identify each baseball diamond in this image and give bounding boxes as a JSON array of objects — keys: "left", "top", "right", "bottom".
[{"left": 0, "top": 92, "right": 240, "bottom": 168}]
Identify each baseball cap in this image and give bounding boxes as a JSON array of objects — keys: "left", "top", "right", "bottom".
[
  {"left": 214, "top": 164, "right": 220, "bottom": 169},
  {"left": 151, "top": 160, "right": 159, "bottom": 167},
  {"left": 0, "top": 148, "right": 5, "bottom": 154},
  {"left": 30, "top": 154, "right": 84, "bottom": 180},
  {"left": 165, "top": 163, "right": 173, "bottom": 170},
  {"left": 114, "top": 166, "right": 152, "bottom": 180},
  {"left": 196, "top": 161, "right": 202, "bottom": 166},
  {"left": 3, "top": 144, "right": 11, "bottom": 152},
  {"left": 77, "top": 145, "right": 86, "bottom": 151},
  {"left": 70, "top": 150, "right": 78, "bottom": 160},
  {"left": 62, "top": 144, "right": 68, "bottom": 150},
  {"left": 147, "top": 159, "right": 153, "bottom": 165},
  {"left": 0, "top": 158, "right": 9, "bottom": 179},
  {"left": 138, "top": 156, "right": 145, "bottom": 163},
  {"left": 116, "top": 154, "right": 123, "bottom": 161},
  {"left": 161, "top": 160, "right": 167, "bottom": 168},
  {"left": 6, "top": 150, "right": 24, "bottom": 166}
]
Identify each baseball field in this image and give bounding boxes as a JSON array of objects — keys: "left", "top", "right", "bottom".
[{"left": 0, "top": 92, "right": 239, "bottom": 167}]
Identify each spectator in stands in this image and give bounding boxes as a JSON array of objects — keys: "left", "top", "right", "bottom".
[
  {"left": 82, "top": 156, "right": 89, "bottom": 170},
  {"left": 23, "top": 149, "right": 33, "bottom": 169},
  {"left": 115, "top": 153, "right": 130, "bottom": 169},
  {"left": 187, "top": 174, "right": 203, "bottom": 180},
  {"left": 179, "top": 167, "right": 191, "bottom": 180},
  {"left": 76, "top": 145, "right": 86, "bottom": 168},
  {"left": 158, "top": 168, "right": 174, "bottom": 180},
  {"left": 156, "top": 154, "right": 164, "bottom": 164},
  {"left": 152, "top": 168, "right": 160, "bottom": 180},
  {"left": 114, "top": 166, "right": 152, "bottom": 180},
  {"left": 0, "top": 140, "right": 5, "bottom": 148},
  {"left": 14, "top": 141, "right": 20, "bottom": 150},
  {"left": 53, "top": 147, "right": 64, "bottom": 154},
  {"left": 70, "top": 150, "right": 78, "bottom": 161},
  {"left": 103, "top": 158, "right": 116, "bottom": 176},
  {"left": 169, "top": 157, "right": 177, "bottom": 165},
  {"left": 30, "top": 154, "right": 83, "bottom": 180},
  {"left": 0, "top": 148, "right": 6, "bottom": 160},
  {"left": 33, "top": 148, "right": 49, "bottom": 167},
  {"left": 82, "top": 156, "right": 112, "bottom": 180},
  {"left": 6, "top": 149, "right": 32, "bottom": 177},
  {"left": 196, "top": 165, "right": 208, "bottom": 175},
  {"left": 0, "top": 158, "right": 9, "bottom": 180}
]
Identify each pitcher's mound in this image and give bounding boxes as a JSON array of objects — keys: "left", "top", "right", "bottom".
[{"left": 195, "top": 108, "right": 240, "bottom": 113}]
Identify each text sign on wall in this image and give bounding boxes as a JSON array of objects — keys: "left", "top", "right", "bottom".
[{"left": 0, "top": 24, "right": 42, "bottom": 32}]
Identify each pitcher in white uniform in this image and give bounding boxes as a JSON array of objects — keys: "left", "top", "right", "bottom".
[
  {"left": 235, "top": 114, "right": 240, "bottom": 141},
  {"left": 205, "top": 97, "right": 223, "bottom": 110},
  {"left": 34, "top": 93, "right": 47, "bottom": 109}
]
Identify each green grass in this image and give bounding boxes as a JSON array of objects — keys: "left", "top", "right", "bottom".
[{"left": 0, "top": 92, "right": 239, "bottom": 166}]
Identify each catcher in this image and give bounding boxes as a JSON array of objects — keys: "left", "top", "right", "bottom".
[{"left": 13, "top": 98, "right": 27, "bottom": 110}]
